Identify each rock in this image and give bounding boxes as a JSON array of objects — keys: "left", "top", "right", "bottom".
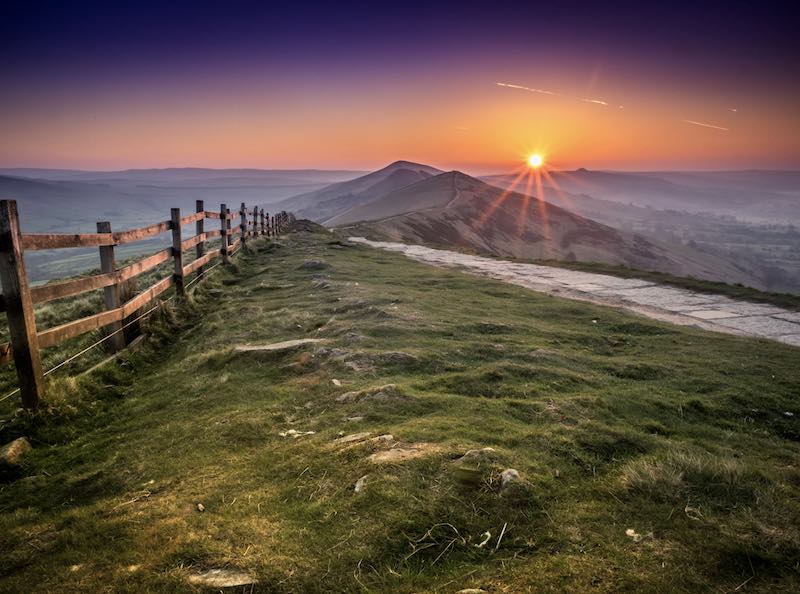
[
  {"left": 377, "top": 351, "right": 418, "bottom": 365},
  {"left": 299, "top": 259, "right": 328, "bottom": 271},
  {"left": 336, "top": 384, "right": 403, "bottom": 404},
  {"left": 0, "top": 437, "right": 32, "bottom": 469},
  {"left": 234, "top": 338, "right": 325, "bottom": 353},
  {"left": 500, "top": 468, "right": 521, "bottom": 488},
  {"left": 369, "top": 443, "right": 435, "bottom": 464},
  {"left": 457, "top": 589, "right": 488, "bottom": 594},
  {"left": 332, "top": 379, "right": 342, "bottom": 387},
  {"left": 345, "top": 416, "right": 364, "bottom": 422},
  {"left": 371, "top": 434, "right": 394, "bottom": 443},
  {"left": 196, "top": 503, "right": 205, "bottom": 512},
  {"left": 784, "top": 411, "right": 795, "bottom": 417},
  {"left": 354, "top": 475, "right": 368, "bottom": 493},
  {"left": 311, "top": 279, "right": 331, "bottom": 289},
  {"left": 455, "top": 447, "right": 497, "bottom": 465},
  {"left": 278, "top": 429, "right": 316, "bottom": 438},
  {"left": 187, "top": 569, "right": 257, "bottom": 588},
  {"left": 336, "top": 391, "right": 361, "bottom": 403},
  {"left": 334, "top": 432, "right": 372, "bottom": 445},
  {"left": 367, "top": 384, "right": 401, "bottom": 400}
]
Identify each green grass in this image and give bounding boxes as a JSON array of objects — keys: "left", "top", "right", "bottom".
[{"left": 0, "top": 226, "right": 798, "bottom": 592}]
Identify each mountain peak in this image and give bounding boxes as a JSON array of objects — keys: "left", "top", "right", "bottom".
[{"left": 383, "top": 160, "right": 439, "bottom": 171}]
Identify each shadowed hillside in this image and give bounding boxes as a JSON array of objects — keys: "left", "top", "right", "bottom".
[
  {"left": 276, "top": 160, "right": 442, "bottom": 221},
  {"left": 337, "top": 171, "right": 764, "bottom": 288}
]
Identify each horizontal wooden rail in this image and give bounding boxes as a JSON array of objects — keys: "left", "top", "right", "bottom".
[
  {"left": 121, "top": 275, "right": 174, "bottom": 317},
  {"left": 182, "top": 250, "right": 218, "bottom": 276},
  {"left": 0, "top": 198, "right": 294, "bottom": 407},
  {"left": 112, "top": 220, "right": 172, "bottom": 244},
  {"left": 179, "top": 212, "right": 205, "bottom": 226},
  {"left": 22, "top": 233, "right": 115, "bottom": 251},
  {"left": 28, "top": 247, "right": 172, "bottom": 305}
]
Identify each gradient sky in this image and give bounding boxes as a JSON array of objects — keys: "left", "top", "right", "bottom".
[{"left": 2, "top": 0, "right": 798, "bottom": 172}]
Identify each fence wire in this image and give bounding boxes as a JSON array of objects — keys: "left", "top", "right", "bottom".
[{"left": 0, "top": 259, "right": 225, "bottom": 404}]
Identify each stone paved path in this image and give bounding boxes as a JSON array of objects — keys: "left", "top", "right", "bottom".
[{"left": 350, "top": 237, "right": 800, "bottom": 347}]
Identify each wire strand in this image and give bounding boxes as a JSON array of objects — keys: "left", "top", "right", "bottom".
[{"left": 0, "top": 255, "right": 229, "bottom": 404}]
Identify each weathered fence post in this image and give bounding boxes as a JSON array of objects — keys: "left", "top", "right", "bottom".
[
  {"left": 170, "top": 208, "right": 185, "bottom": 297},
  {"left": 0, "top": 200, "right": 45, "bottom": 408},
  {"left": 220, "top": 203, "right": 229, "bottom": 264},
  {"left": 240, "top": 202, "right": 247, "bottom": 246},
  {"left": 227, "top": 208, "right": 232, "bottom": 252},
  {"left": 260, "top": 209, "right": 265, "bottom": 236},
  {"left": 97, "top": 220, "right": 126, "bottom": 352},
  {"left": 252, "top": 206, "right": 258, "bottom": 238},
  {"left": 195, "top": 200, "right": 205, "bottom": 277}
]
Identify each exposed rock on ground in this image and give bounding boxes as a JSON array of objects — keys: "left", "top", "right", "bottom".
[
  {"left": 234, "top": 338, "right": 325, "bottom": 353},
  {"left": 369, "top": 443, "right": 436, "bottom": 463},
  {"left": 335, "top": 384, "right": 404, "bottom": 404},
  {"left": 187, "top": 569, "right": 257, "bottom": 588},
  {"left": 0, "top": 437, "right": 32, "bottom": 470},
  {"left": 501, "top": 468, "right": 521, "bottom": 489},
  {"left": 299, "top": 259, "right": 329, "bottom": 271}
]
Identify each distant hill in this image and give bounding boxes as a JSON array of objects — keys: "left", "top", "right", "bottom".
[
  {"left": 498, "top": 169, "right": 800, "bottom": 223},
  {"left": 0, "top": 168, "right": 363, "bottom": 281},
  {"left": 338, "top": 171, "right": 763, "bottom": 288},
  {"left": 275, "top": 160, "right": 443, "bottom": 222}
]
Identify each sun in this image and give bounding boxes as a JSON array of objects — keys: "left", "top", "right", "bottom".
[{"left": 527, "top": 153, "right": 544, "bottom": 168}]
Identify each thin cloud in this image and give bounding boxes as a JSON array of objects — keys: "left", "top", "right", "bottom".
[
  {"left": 496, "top": 82, "right": 557, "bottom": 96},
  {"left": 581, "top": 98, "right": 609, "bottom": 106},
  {"left": 496, "top": 82, "right": 609, "bottom": 107},
  {"left": 683, "top": 119, "right": 729, "bottom": 131}
]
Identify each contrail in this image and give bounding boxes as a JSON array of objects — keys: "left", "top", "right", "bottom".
[
  {"left": 496, "top": 82, "right": 608, "bottom": 107},
  {"left": 496, "top": 82, "right": 557, "bottom": 96},
  {"left": 682, "top": 119, "right": 729, "bottom": 131}
]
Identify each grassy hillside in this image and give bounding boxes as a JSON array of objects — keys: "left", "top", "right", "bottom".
[{"left": 0, "top": 225, "right": 798, "bottom": 592}]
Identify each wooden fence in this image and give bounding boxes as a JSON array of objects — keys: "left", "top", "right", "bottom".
[{"left": 0, "top": 199, "right": 293, "bottom": 409}]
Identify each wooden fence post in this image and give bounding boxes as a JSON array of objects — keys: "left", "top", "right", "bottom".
[
  {"left": 252, "top": 206, "right": 258, "bottom": 238},
  {"left": 240, "top": 202, "right": 247, "bottom": 246},
  {"left": 170, "top": 208, "right": 185, "bottom": 297},
  {"left": 195, "top": 200, "right": 205, "bottom": 278},
  {"left": 260, "top": 209, "right": 265, "bottom": 236},
  {"left": 220, "top": 203, "right": 229, "bottom": 264},
  {"left": 227, "top": 208, "right": 232, "bottom": 252},
  {"left": 0, "top": 200, "right": 45, "bottom": 408},
  {"left": 97, "top": 221, "right": 126, "bottom": 352}
]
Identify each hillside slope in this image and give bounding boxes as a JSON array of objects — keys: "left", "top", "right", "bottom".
[
  {"left": 512, "top": 168, "right": 800, "bottom": 223},
  {"left": 275, "top": 160, "right": 443, "bottom": 221},
  {"left": 339, "top": 171, "right": 762, "bottom": 287},
  {"left": 0, "top": 226, "right": 798, "bottom": 593}
]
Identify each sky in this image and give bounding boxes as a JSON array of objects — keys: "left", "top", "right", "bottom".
[{"left": 1, "top": 0, "right": 798, "bottom": 172}]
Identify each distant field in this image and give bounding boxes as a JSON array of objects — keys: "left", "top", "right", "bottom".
[{"left": 1, "top": 227, "right": 797, "bottom": 592}]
